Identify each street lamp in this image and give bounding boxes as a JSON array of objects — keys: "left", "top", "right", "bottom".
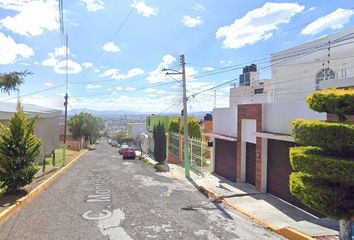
[{"left": 162, "top": 54, "right": 190, "bottom": 178}]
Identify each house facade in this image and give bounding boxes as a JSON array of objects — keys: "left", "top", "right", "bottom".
[
  {"left": 0, "top": 102, "right": 62, "bottom": 163},
  {"left": 208, "top": 27, "right": 354, "bottom": 209}
]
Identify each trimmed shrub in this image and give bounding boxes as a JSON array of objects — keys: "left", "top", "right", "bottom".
[
  {"left": 291, "top": 119, "right": 354, "bottom": 152},
  {"left": 290, "top": 146, "right": 354, "bottom": 184},
  {"left": 289, "top": 172, "right": 353, "bottom": 219},
  {"left": 179, "top": 120, "right": 202, "bottom": 139},
  {"left": 307, "top": 88, "right": 354, "bottom": 121},
  {"left": 168, "top": 121, "right": 180, "bottom": 133}
]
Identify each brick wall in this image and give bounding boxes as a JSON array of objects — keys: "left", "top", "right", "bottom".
[{"left": 236, "top": 104, "right": 263, "bottom": 191}]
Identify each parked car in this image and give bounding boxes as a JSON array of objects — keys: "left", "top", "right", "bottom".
[
  {"left": 119, "top": 144, "right": 129, "bottom": 154},
  {"left": 108, "top": 139, "right": 112, "bottom": 145},
  {"left": 111, "top": 141, "right": 118, "bottom": 147},
  {"left": 122, "top": 147, "right": 136, "bottom": 159}
]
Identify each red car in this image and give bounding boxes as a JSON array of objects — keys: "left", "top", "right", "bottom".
[{"left": 122, "top": 148, "right": 136, "bottom": 159}]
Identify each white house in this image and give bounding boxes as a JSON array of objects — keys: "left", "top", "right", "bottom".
[
  {"left": 0, "top": 102, "right": 62, "bottom": 163},
  {"left": 207, "top": 27, "right": 354, "bottom": 211}
]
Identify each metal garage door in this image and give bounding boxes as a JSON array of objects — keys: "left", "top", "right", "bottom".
[
  {"left": 215, "top": 139, "right": 237, "bottom": 182},
  {"left": 267, "top": 139, "right": 322, "bottom": 216},
  {"left": 246, "top": 142, "right": 256, "bottom": 186}
]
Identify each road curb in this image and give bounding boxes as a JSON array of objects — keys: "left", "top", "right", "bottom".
[
  {"left": 199, "top": 186, "right": 315, "bottom": 240},
  {"left": 0, "top": 149, "right": 89, "bottom": 223}
]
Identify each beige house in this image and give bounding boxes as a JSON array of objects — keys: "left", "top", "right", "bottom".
[{"left": 0, "top": 102, "right": 62, "bottom": 163}]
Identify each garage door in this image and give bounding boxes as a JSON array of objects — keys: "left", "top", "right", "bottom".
[
  {"left": 215, "top": 139, "right": 237, "bottom": 182},
  {"left": 267, "top": 139, "right": 322, "bottom": 216},
  {"left": 246, "top": 142, "right": 256, "bottom": 186}
]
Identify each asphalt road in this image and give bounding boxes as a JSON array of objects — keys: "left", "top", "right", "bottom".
[{"left": 0, "top": 141, "right": 284, "bottom": 240}]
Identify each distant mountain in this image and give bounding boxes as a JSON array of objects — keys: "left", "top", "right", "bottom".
[{"left": 67, "top": 108, "right": 150, "bottom": 116}]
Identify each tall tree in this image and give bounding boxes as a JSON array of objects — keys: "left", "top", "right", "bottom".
[
  {"left": 290, "top": 88, "right": 354, "bottom": 240},
  {"left": 0, "top": 103, "right": 41, "bottom": 192},
  {"left": 68, "top": 112, "right": 104, "bottom": 144},
  {"left": 0, "top": 71, "right": 30, "bottom": 95},
  {"left": 153, "top": 122, "right": 166, "bottom": 163}
]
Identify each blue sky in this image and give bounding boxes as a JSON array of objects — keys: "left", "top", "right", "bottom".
[{"left": 0, "top": 0, "right": 353, "bottom": 113}]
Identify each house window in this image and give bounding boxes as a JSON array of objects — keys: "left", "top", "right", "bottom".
[
  {"left": 254, "top": 88, "right": 264, "bottom": 94},
  {"left": 315, "top": 68, "right": 335, "bottom": 90}
]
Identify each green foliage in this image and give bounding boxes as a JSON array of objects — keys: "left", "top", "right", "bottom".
[
  {"left": 180, "top": 120, "right": 202, "bottom": 139},
  {"left": 168, "top": 121, "right": 180, "bottom": 133},
  {"left": 0, "top": 70, "right": 30, "bottom": 95},
  {"left": 290, "top": 88, "right": 354, "bottom": 221},
  {"left": 290, "top": 147, "right": 354, "bottom": 184},
  {"left": 291, "top": 119, "right": 354, "bottom": 153},
  {"left": 290, "top": 172, "right": 353, "bottom": 219},
  {"left": 0, "top": 103, "right": 41, "bottom": 192},
  {"left": 68, "top": 112, "right": 104, "bottom": 144},
  {"left": 307, "top": 88, "right": 354, "bottom": 121},
  {"left": 153, "top": 122, "right": 166, "bottom": 163},
  {"left": 119, "top": 137, "right": 134, "bottom": 144}
]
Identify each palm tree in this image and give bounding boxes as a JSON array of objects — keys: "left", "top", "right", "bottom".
[{"left": 0, "top": 70, "right": 30, "bottom": 95}]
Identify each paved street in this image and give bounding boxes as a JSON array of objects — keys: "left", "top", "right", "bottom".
[{"left": 0, "top": 142, "right": 284, "bottom": 240}]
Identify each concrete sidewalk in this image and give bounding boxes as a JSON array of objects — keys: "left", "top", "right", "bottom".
[{"left": 165, "top": 163, "right": 339, "bottom": 240}]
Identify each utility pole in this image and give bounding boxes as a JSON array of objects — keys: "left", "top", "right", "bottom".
[
  {"left": 181, "top": 54, "right": 190, "bottom": 178},
  {"left": 63, "top": 34, "right": 69, "bottom": 165},
  {"left": 162, "top": 54, "right": 190, "bottom": 178}
]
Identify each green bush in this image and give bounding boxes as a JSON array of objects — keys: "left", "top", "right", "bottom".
[
  {"left": 306, "top": 88, "right": 354, "bottom": 121},
  {"left": 290, "top": 146, "right": 354, "bottom": 184},
  {"left": 168, "top": 121, "right": 180, "bottom": 133},
  {"left": 289, "top": 172, "right": 353, "bottom": 219},
  {"left": 180, "top": 120, "right": 201, "bottom": 139},
  {"left": 153, "top": 122, "right": 166, "bottom": 163},
  {"left": 0, "top": 103, "right": 41, "bottom": 192},
  {"left": 291, "top": 119, "right": 354, "bottom": 152}
]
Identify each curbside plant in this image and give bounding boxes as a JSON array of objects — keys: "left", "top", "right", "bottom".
[
  {"left": 290, "top": 88, "right": 353, "bottom": 240},
  {"left": 0, "top": 103, "right": 41, "bottom": 193}
]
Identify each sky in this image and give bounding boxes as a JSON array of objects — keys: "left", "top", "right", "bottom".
[{"left": 0, "top": 0, "right": 353, "bottom": 113}]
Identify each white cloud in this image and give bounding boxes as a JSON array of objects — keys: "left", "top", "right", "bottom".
[
  {"left": 80, "top": 0, "right": 104, "bottom": 12},
  {"left": 44, "top": 82, "right": 53, "bottom": 86},
  {"left": 182, "top": 16, "right": 203, "bottom": 28},
  {"left": 0, "top": 32, "right": 34, "bottom": 64},
  {"left": 83, "top": 62, "right": 93, "bottom": 68},
  {"left": 145, "top": 88, "right": 157, "bottom": 93},
  {"left": 87, "top": 84, "right": 102, "bottom": 91},
  {"left": 301, "top": 8, "right": 354, "bottom": 35},
  {"left": 125, "top": 87, "right": 136, "bottom": 91},
  {"left": 216, "top": 2, "right": 304, "bottom": 49},
  {"left": 100, "top": 68, "right": 119, "bottom": 78},
  {"left": 94, "top": 68, "right": 100, "bottom": 73},
  {"left": 116, "top": 86, "right": 123, "bottom": 91},
  {"left": 100, "top": 67, "right": 144, "bottom": 80},
  {"left": 54, "top": 60, "right": 82, "bottom": 74},
  {"left": 107, "top": 88, "right": 113, "bottom": 92},
  {"left": 42, "top": 47, "right": 82, "bottom": 74},
  {"left": 131, "top": 1, "right": 158, "bottom": 17},
  {"left": 192, "top": 3, "right": 206, "bottom": 12},
  {"left": 102, "top": 42, "right": 121, "bottom": 53},
  {"left": 147, "top": 54, "right": 177, "bottom": 83},
  {"left": 203, "top": 67, "right": 214, "bottom": 71},
  {"left": 0, "top": 0, "right": 59, "bottom": 37}
]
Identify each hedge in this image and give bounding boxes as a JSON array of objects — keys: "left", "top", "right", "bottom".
[
  {"left": 306, "top": 88, "right": 354, "bottom": 120},
  {"left": 289, "top": 146, "right": 354, "bottom": 184},
  {"left": 168, "top": 121, "right": 180, "bottom": 133},
  {"left": 291, "top": 119, "right": 354, "bottom": 152},
  {"left": 289, "top": 172, "right": 353, "bottom": 219}
]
